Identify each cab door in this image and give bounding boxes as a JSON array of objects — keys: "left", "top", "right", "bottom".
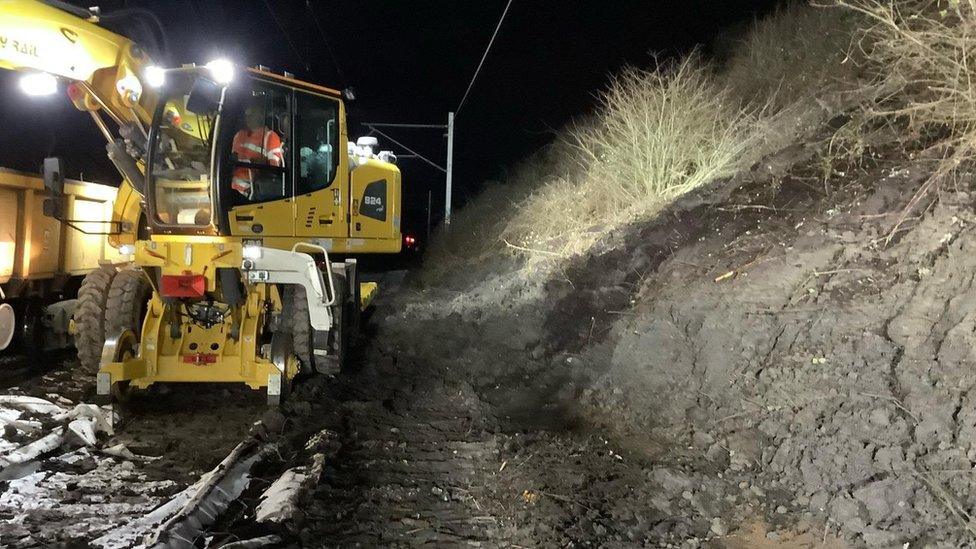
[
  {"left": 226, "top": 80, "right": 295, "bottom": 237},
  {"left": 293, "top": 90, "right": 347, "bottom": 239}
]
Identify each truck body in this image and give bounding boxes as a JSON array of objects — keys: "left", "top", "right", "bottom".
[{"left": 0, "top": 169, "right": 123, "bottom": 350}]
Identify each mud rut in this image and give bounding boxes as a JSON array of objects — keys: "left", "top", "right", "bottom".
[
  {"left": 305, "top": 360, "right": 507, "bottom": 544},
  {"left": 223, "top": 320, "right": 691, "bottom": 547}
]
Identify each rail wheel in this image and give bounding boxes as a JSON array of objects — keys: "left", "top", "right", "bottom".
[{"left": 100, "top": 329, "right": 138, "bottom": 405}]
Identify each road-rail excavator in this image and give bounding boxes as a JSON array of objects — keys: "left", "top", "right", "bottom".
[{"left": 0, "top": 0, "right": 402, "bottom": 404}]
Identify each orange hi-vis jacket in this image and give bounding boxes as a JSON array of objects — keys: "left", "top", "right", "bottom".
[{"left": 231, "top": 128, "right": 284, "bottom": 197}]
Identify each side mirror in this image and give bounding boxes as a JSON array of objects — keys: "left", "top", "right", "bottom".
[
  {"left": 342, "top": 87, "right": 356, "bottom": 101},
  {"left": 42, "top": 156, "right": 66, "bottom": 219},
  {"left": 186, "top": 77, "right": 222, "bottom": 114}
]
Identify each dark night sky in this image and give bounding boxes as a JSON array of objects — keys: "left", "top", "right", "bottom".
[{"left": 0, "top": 0, "right": 780, "bottom": 232}]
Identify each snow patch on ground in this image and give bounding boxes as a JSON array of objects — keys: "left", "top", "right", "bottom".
[{"left": 0, "top": 393, "right": 179, "bottom": 547}]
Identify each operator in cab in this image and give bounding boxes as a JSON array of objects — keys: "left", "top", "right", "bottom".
[{"left": 231, "top": 104, "right": 285, "bottom": 199}]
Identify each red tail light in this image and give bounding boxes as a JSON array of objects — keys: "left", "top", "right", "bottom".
[
  {"left": 404, "top": 235, "right": 416, "bottom": 245},
  {"left": 66, "top": 82, "right": 84, "bottom": 102},
  {"left": 160, "top": 274, "right": 206, "bottom": 298}
]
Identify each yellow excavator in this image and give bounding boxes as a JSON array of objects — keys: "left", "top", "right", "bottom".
[{"left": 0, "top": 0, "right": 402, "bottom": 403}]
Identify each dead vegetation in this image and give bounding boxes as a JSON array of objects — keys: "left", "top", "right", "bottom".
[
  {"left": 835, "top": 0, "right": 976, "bottom": 234},
  {"left": 427, "top": 1, "right": 976, "bottom": 277},
  {"left": 721, "top": 3, "right": 862, "bottom": 112},
  {"left": 421, "top": 143, "right": 577, "bottom": 281},
  {"left": 426, "top": 54, "right": 767, "bottom": 277},
  {"left": 501, "top": 56, "right": 760, "bottom": 262},
  {"left": 425, "top": 3, "right": 868, "bottom": 277}
]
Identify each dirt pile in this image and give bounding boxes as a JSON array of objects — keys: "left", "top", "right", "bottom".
[
  {"left": 208, "top": 306, "right": 841, "bottom": 548},
  {"left": 379, "top": 123, "right": 976, "bottom": 546}
]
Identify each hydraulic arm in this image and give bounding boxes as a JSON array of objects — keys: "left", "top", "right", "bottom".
[{"left": 0, "top": 0, "right": 159, "bottom": 245}]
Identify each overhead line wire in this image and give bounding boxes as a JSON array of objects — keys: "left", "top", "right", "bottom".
[
  {"left": 261, "top": 0, "right": 310, "bottom": 72},
  {"left": 305, "top": 0, "right": 347, "bottom": 85},
  {"left": 455, "top": 0, "right": 514, "bottom": 116}
]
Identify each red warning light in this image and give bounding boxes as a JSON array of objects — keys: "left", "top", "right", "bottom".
[
  {"left": 160, "top": 273, "right": 206, "bottom": 298},
  {"left": 66, "top": 82, "right": 84, "bottom": 102}
]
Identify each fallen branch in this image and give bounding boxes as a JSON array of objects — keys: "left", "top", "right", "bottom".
[
  {"left": 502, "top": 239, "right": 566, "bottom": 257},
  {"left": 255, "top": 453, "right": 326, "bottom": 523},
  {"left": 219, "top": 536, "right": 283, "bottom": 549},
  {"left": 0, "top": 428, "right": 65, "bottom": 470}
]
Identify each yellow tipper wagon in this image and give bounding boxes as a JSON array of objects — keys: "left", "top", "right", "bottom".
[{"left": 0, "top": 169, "right": 122, "bottom": 351}]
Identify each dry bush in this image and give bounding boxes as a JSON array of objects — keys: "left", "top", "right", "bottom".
[
  {"left": 722, "top": 2, "right": 863, "bottom": 112},
  {"left": 836, "top": 0, "right": 976, "bottom": 227},
  {"left": 841, "top": 1, "right": 976, "bottom": 144},
  {"left": 420, "top": 142, "right": 578, "bottom": 280},
  {"left": 423, "top": 5, "right": 869, "bottom": 278},
  {"left": 502, "top": 55, "right": 760, "bottom": 260}
]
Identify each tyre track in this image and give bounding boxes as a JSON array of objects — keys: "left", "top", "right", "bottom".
[{"left": 303, "top": 358, "right": 508, "bottom": 546}]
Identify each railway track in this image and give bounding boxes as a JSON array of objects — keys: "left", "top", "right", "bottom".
[{"left": 304, "top": 362, "right": 507, "bottom": 545}]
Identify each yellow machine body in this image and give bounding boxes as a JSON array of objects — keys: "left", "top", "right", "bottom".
[
  {"left": 99, "top": 238, "right": 296, "bottom": 392},
  {"left": 98, "top": 237, "right": 375, "bottom": 392},
  {"left": 159, "top": 68, "right": 405, "bottom": 255}
]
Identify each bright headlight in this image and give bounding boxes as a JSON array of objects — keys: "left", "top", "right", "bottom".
[
  {"left": 20, "top": 72, "right": 57, "bottom": 96},
  {"left": 145, "top": 65, "right": 166, "bottom": 88},
  {"left": 206, "top": 58, "right": 235, "bottom": 84},
  {"left": 242, "top": 245, "right": 263, "bottom": 260}
]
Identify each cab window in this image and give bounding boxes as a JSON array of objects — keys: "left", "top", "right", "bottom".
[
  {"left": 229, "top": 82, "right": 290, "bottom": 204},
  {"left": 295, "top": 92, "right": 340, "bottom": 194}
]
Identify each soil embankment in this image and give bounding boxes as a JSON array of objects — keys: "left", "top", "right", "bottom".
[{"left": 288, "top": 131, "right": 976, "bottom": 546}]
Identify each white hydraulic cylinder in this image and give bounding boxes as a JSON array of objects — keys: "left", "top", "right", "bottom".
[{"left": 240, "top": 245, "right": 335, "bottom": 331}]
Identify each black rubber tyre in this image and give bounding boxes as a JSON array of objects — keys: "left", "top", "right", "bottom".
[
  {"left": 74, "top": 264, "right": 118, "bottom": 372},
  {"left": 282, "top": 285, "right": 314, "bottom": 373},
  {"left": 104, "top": 269, "right": 153, "bottom": 342}
]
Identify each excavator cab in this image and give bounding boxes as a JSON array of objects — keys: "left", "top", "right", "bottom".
[{"left": 145, "top": 67, "right": 402, "bottom": 252}]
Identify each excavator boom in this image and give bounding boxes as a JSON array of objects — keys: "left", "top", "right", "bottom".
[
  {"left": 0, "top": 0, "right": 164, "bottom": 247},
  {"left": 0, "top": 0, "right": 155, "bottom": 126}
]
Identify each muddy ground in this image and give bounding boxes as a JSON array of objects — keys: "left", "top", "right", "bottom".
[
  {"left": 329, "top": 130, "right": 976, "bottom": 546},
  {"left": 221, "top": 127, "right": 976, "bottom": 546},
  {"left": 0, "top": 350, "right": 264, "bottom": 547}
]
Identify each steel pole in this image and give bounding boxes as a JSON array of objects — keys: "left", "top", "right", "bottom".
[
  {"left": 427, "top": 189, "right": 433, "bottom": 242},
  {"left": 445, "top": 112, "right": 455, "bottom": 225}
]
